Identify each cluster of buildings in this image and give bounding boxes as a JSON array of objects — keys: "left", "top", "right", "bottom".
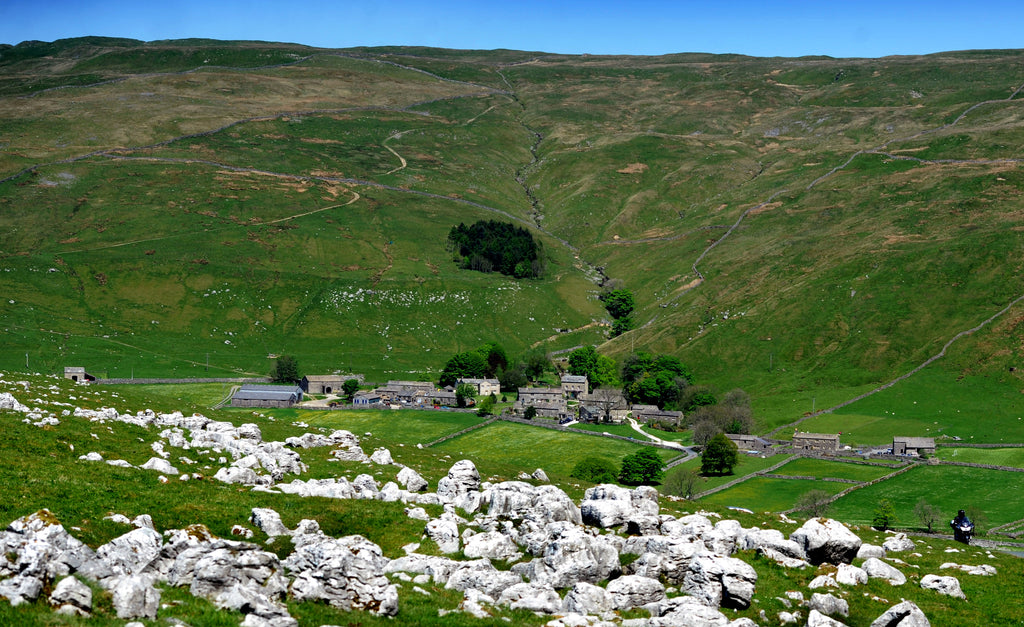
[
  {"left": 514, "top": 374, "right": 683, "bottom": 425},
  {"left": 725, "top": 431, "right": 937, "bottom": 459}
]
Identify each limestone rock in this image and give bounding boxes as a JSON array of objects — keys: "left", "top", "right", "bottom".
[
  {"left": 463, "top": 530, "right": 521, "bottom": 561},
  {"left": 857, "top": 543, "right": 887, "bottom": 559},
  {"left": 743, "top": 527, "right": 807, "bottom": 561},
  {"left": 250, "top": 508, "right": 292, "bottom": 538},
  {"left": 835, "top": 563, "right": 868, "bottom": 586},
  {"left": 437, "top": 460, "right": 483, "bottom": 513},
  {"left": 920, "top": 574, "right": 965, "bottom": 599},
  {"left": 810, "top": 592, "right": 849, "bottom": 617},
  {"left": 140, "top": 457, "right": 179, "bottom": 474},
  {"left": 285, "top": 534, "right": 398, "bottom": 616},
  {"left": 561, "top": 581, "right": 610, "bottom": 614},
  {"left": 49, "top": 576, "right": 93, "bottom": 616},
  {"left": 580, "top": 484, "right": 659, "bottom": 528},
  {"left": 870, "top": 600, "right": 930, "bottom": 627},
  {"left": 397, "top": 466, "right": 428, "bottom": 492},
  {"left": 808, "top": 609, "right": 850, "bottom": 627},
  {"left": 649, "top": 595, "right": 732, "bottom": 626},
  {"left": 681, "top": 554, "right": 757, "bottom": 609},
  {"left": 445, "top": 559, "right": 522, "bottom": 598},
  {"left": 882, "top": 533, "right": 915, "bottom": 553},
  {"left": 425, "top": 518, "right": 460, "bottom": 554},
  {"left": 484, "top": 481, "right": 582, "bottom": 525},
  {"left": 111, "top": 574, "right": 160, "bottom": 619},
  {"left": 531, "top": 468, "right": 549, "bottom": 482},
  {"left": 497, "top": 582, "right": 562, "bottom": 613},
  {"left": 515, "top": 521, "right": 620, "bottom": 588},
  {"left": 790, "top": 518, "right": 861, "bottom": 565},
  {"left": 369, "top": 447, "right": 394, "bottom": 465},
  {"left": 862, "top": 557, "right": 907, "bottom": 585},
  {"left": 605, "top": 574, "right": 666, "bottom": 610}
]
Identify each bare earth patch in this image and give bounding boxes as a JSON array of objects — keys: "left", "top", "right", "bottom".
[{"left": 617, "top": 163, "right": 648, "bottom": 174}]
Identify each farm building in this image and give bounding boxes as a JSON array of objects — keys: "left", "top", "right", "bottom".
[
  {"left": 892, "top": 436, "right": 936, "bottom": 456},
  {"left": 725, "top": 433, "right": 773, "bottom": 452},
  {"left": 376, "top": 381, "right": 436, "bottom": 403},
  {"left": 560, "top": 374, "right": 589, "bottom": 399},
  {"left": 518, "top": 387, "right": 564, "bottom": 406},
  {"left": 632, "top": 404, "right": 683, "bottom": 425},
  {"left": 230, "top": 384, "right": 303, "bottom": 408},
  {"left": 579, "top": 390, "right": 629, "bottom": 424},
  {"left": 63, "top": 367, "right": 95, "bottom": 383},
  {"left": 457, "top": 378, "right": 500, "bottom": 397},
  {"left": 792, "top": 432, "right": 840, "bottom": 452},
  {"left": 301, "top": 375, "right": 350, "bottom": 395},
  {"left": 353, "top": 391, "right": 382, "bottom": 406}
]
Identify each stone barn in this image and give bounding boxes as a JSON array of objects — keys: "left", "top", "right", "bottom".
[
  {"left": 892, "top": 436, "right": 936, "bottom": 456},
  {"left": 230, "top": 384, "right": 303, "bottom": 408},
  {"left": 792, "top": 432, "right": 840, "bottom": 453},
  {"left": 302, "top": 375, "right": 348, "bottom": 395}
]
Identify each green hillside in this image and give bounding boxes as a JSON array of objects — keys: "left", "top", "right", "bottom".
[{"left": 2, "top": 39, "right": 1024, "bottom": 437}]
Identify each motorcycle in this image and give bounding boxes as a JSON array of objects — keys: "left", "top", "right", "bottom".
[{"left": 951, "top": 520, "right": 974, "bottom": 544}]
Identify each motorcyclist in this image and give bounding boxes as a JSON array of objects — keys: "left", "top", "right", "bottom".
[{"left": 950, "top": 509, "right": 974, "bottom": 543}]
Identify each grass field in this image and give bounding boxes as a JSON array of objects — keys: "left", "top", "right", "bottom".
[
  {"left": 936, "top": 447, "right": 1024, "bottom": 468},
  {"left": 772, "top": 457, "right": 897, "bottom": 482},
  {"left": 671, "top": 453, "right": 792, "bottom": 494},
  {"left": 697, "top": 477, "right": 850, "bottom": 513},
  {"left": 828, "top": 464, "right": 1024, "bottom": 529}
]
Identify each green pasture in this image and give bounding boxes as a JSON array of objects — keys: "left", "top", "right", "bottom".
[
  {"left": 697, "top": 476, "right": 849, "bottom": 513},
  {"left": 430, "top": 420, "right": 672, "bottom": 480},
  {"left": 794, "top": 367, "right": 1024, "bottom": 446},
  {"left": 772, "top": 457, "right": 896, "bottom": 482},
  {"left": 295, "top": 408, "right": 485, "bottom": 446},
  {"left": 570, "top": 422, "right": 653, "bottom": 441},
  {"left": 674, "top": 453, "right": 792, "bottom": 494},
  {"left": 936, "top": 447, "right": 1024, "bottom": 468},
  {"left": 829, "top": 465, "right": 1024, "bottom": 529}
]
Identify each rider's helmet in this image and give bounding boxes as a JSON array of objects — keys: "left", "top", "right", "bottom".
[{"left": 958, "top": 509, "right": 966, "bottom": 518}]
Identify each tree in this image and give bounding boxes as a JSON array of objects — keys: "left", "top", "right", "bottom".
[
  {"left": 567, "top": 346, "right": 599, "bottom": 381},
  {"left": 523, "top": 405, "right": 537, "bottom": 420},
  {"left": 873, "top": 499, "right": 898, "bottom": 531},
  {"left": 476, "top": 395, "right": 495, "bottom": 417},
  {"left": 439, "top": 350, "right": 488, "bottom": 387},
  {"left": 271, "top": 355, "right": 299, "bottom": 384},
  {"left": 342, "top": 379, "right": 360, "bottom": 401},
  {"left": 571, "top": 456, "right": 618, "bottom": 484},
  {"left": 480, "top": 342, "right": 508, "bottom": 377},
  {"left": 497, "top": 362, "right": 528, "bottom": 391},
  {"left": 619, "top": 448, "right": 665, "bottom": 485},
  {"left": 662, "top": 467, "right": 704, "bottom": 499},
  {"left": 522, "top": 348, "right": 551, "bottom": 381},
  {"left": 914, "top": 499, "right": 941, "bottom": 533},
  {"left": 601, "top": 288, "right": 635, "bottom": 320},
  {"left": 592, "top": 354, "right": 619, "bottom": 389},
  {"left": 701, "top": 433, "right": 739, "bottom": 476},
  {"left": 455, "top": 383, "right": 476, "bottom": 408},
  {"left": 795, "top": 490, "right": 833, "bottom": 518}
]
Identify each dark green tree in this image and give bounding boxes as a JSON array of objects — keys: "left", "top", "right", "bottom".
[
  {"left": 271, "top": 355, "right": 299, "bottom": 384},
  {"left": 480, "top": 342, "right": 509, "bottom": 377},
  {"left": 571, "top": 456, "right": 618, "bottom": 484},
  {"left": 873, "top": 499, "right": 898, "bottom": 531},
  {"left": 342, "top": 378, "right": 360, "bottom": 401},
  {"left": 439, "top": 351, "right": 488, "bottom": 387},
  {"left": 497, "top": 362, "right": 528, "bottom": 391},
  {"left": 523, "top": 405, "right": 537, "bottom": 420},
  {"left": 523, "top": 348, "right": 552, "bottom": 380},
  {"left": 476, "top": 395, "right": 495, "bottom": 416},
  {"left": 568, "top": 346, "right": 599, "bottom": 381},
  {"left": 601, "top": 289, "right": 635, "bottom": 320},
  {"left": 619, "top": 448, "right": 665, "bottom": 485},
  {"left": 455, "top": 383, "right": 476, "bottom": 408},
  {"left": 701, "top": 433, "right": 739, "bottom": 476},
  {"left": 447, "top": 220, "right": 544, "bottom": 278}
]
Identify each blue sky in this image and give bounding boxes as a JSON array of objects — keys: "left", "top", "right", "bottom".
[{"left": 2, "top": 0, "right": 1022, "bottom": 58}]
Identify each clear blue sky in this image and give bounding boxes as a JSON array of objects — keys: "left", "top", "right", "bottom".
[{"left": 3, "top": 0, "right": 1022, "bottom": 58}]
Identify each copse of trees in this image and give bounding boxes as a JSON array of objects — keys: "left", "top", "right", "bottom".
[
  {"left": 621, "top": 352, "right": 692, "bottom": 409},
  {"left": 600, "top": 288, "right": 635, "bottom": 337},
  {"left": 271, "top": 355, "right": 300, "bottom": 384},
  {"left": 689, "top": 389, "right": 756, "bottom": 445},
  {"left": 566, "top": 346, "right": 619, "bottom": 390},
  {"left": 446, "top": 220, "right": 544, "bottom": 278},
  {"left": 439, "top": 342, "right": 508, "bottom": 387}
]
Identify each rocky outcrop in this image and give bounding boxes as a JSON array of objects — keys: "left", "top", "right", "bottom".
[
  {"left": 285, "top": 532, "right": 398, "bottom": 615},
  {"left": 579, "top": 484, "right": 659, "bottom": 528},
  {"left": 790, "top": 518, "right": 862, "bottom": 565},
  {"left": 436, "top": 459, "right": 482, "bottom": 513}
]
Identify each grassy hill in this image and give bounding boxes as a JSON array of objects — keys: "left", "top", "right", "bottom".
[{"left": 2, "top": 39, "right": 1024, "bottom": 438}]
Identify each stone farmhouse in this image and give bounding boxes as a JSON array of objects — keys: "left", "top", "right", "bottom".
[
  {"left": 230, "top": 384, "right": 303, "bottom": 408},
  {"left": 376, "top": 381, "right": 435, "bottom": 404},
  {"left": 301, "top": 374, "right": 362, "bottom": 395},
  {"left": 631, "top": 404, "right": 683, "bottom": 426},
  {"left": 725, "top": 433, "right": 773, "bottom": 452},
  {"left": 892, "top": 436, "right": 936, "bottom": 457},
  {"left": 578, "top": 390, "right": 629, "bottom": 424},
  {"left": 63, "top": 366, "right": 95, "bottom": 383},
  {"left": 514, "top": 387, "right": 568, "bottom": 419},
  {"left": 560, "top": 374, "right": 589, "bottom": 399},
  {"left": 457, "top": 378, "right": 500, "bottom": 397},
  {"left": 792, "top": 432, "right": 840, "bottom": 453}
]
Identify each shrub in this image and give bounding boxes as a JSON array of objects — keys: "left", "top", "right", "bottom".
[
  {"left": 571, "top": 456, "right": 618, "bottom": 484},
  {"left": 619, "top": 448, "right": 665, "bottom": 485}
]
